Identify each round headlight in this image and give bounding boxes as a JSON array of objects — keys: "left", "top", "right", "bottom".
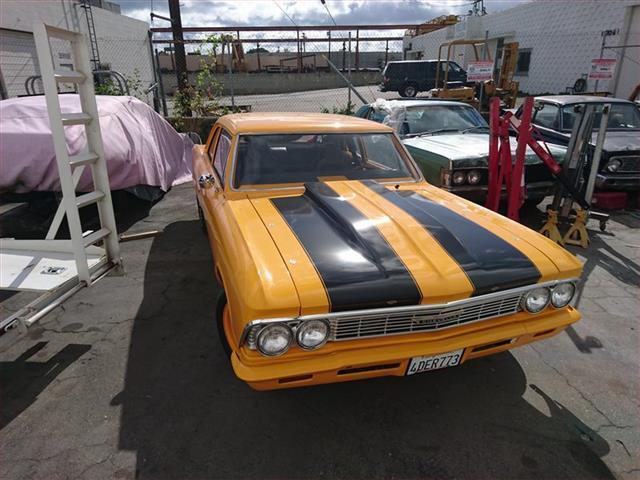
[
  {"left": 296, "top": 319, "right": 329, "bottom": 350},
  {"left": 606, "top": 159, "right": 621, "bottom": 172},
  {"left": 522, "top": 287, "right": 551, "bottom": 313},
  {"left": 452, "top": 171, "right": 467, "bottom": 185},
  {"left": 551, "top": 283, "right": 575, "bottom": 308},
  {"left": 467, "top": 170, "right": 482, "bottom": 185},
  {"left": 256, "top": 323, "right": 292, "bottom": 356}
]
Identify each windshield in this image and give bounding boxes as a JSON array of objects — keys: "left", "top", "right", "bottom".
[
  {"left": 562, "top": 103, "right": 640, "bottom": 131},
  {"left": 401, "top": 105, "right": 487, "bottom": 136},
  {"left": 233, "top": 133, "right": 417, "bottom": 188}
]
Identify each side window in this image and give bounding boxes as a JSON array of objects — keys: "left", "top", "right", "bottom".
[
  {"left": 533, "top": 103, "right": 560, "bottom": 129},
  {"left": 515, "top": 49, "right": 532, "bottom": 76},
  {"left": 212, "top": 131, "right": 232, "bottom": 182}
]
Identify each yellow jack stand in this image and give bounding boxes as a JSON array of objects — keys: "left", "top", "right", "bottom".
[
  {"left": 563, "top": 208, "right": 590, "bottom": 248},
  {"left": 539, "top": 209, "right": 563, "bottom": 244}
]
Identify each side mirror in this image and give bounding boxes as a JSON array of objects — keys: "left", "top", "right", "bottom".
[{"left": 198, "top": 174, "right": 217, "bottom": 190}]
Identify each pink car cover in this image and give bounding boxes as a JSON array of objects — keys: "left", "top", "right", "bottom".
[{"left": 0, "top": 95, "right": 192, "bottom": 195}]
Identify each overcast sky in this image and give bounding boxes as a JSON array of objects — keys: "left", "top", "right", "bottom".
[{"left": 118, "top": 0, "right": 529, "bottom": 28}]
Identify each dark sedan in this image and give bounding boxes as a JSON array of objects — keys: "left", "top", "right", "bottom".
[{"left": 518, "top": 95, "right": 640, "bottom": 192}]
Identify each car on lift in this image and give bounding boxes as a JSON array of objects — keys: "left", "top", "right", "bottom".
[
  {"left": 379, "top": 60, "right": 467, "bottom": 97},
  {"left": 193, "top": 112, "right": 582, "bottom": 391},
  {"left": 355, "top": 99, "right": 567, "bottom": 205},
  {"left": 518, "top": 95, "right": 640, "bottom": 192}
]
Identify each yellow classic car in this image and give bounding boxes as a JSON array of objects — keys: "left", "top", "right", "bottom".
[{"left": 193, "top": 112, "right": 583, "bottom": 391}]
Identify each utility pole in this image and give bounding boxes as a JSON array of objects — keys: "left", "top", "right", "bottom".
[{"left": 168, "top": 0, "right": 189, "bottom": 114}]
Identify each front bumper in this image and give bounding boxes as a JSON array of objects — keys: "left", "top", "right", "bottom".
[
  {"left": 595, "top": 173, "right": 640, "bottom": 190},
  {"left": 231, "top": 306, "right": 580, "bottom": 390}
]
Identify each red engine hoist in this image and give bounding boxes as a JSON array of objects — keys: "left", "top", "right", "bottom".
[{"left": 485, "top": 97, "right": 595, "bottom": 246}]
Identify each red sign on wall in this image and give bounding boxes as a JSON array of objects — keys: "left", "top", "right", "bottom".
[{"left": 588, "top": 59, "right": 617, "bottom": 79}]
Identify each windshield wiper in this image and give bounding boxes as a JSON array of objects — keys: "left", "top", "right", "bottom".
[
  {"left": 405, "top": 128, "right": 462, "bottom": 138},
  {"left": 461, "top": 125, "right": 490, "bottom": 134}
]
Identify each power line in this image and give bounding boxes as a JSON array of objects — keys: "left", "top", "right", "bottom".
[
  {"left": 320, "top": 0, "right": 338, "bottom": 27},
  {"left": 272, "top": 0, "right": 299, "bottom": 27}
]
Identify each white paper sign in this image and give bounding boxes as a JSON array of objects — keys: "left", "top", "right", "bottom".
[
  {"left": 467, "top": 61, "right": 494, "bottom": 81},
  {"left": 588, "top": 59, "right": 617, "bottom": 79}
]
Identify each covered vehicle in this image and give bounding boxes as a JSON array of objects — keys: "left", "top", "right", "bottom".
[
  {"left": 519, "top": 95, "right": 640, "bottom": 192},
  {"left": 193, "top": 112, "right": 582, "bottom": 391},
  {"left": 356, "top": 99, "right": 567, "bottom": 205},
  {"left": 0, "top": 95, "right": 193, "bottom": 201}
]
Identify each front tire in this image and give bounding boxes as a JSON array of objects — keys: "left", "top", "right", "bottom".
[
  {"left": 216, "top": 292, "right": 232, "bottom": 360},
  {"left": 399, "top": 83, "right": 418, "bottom": 98},
  {"left": 196, "top": 199, "right": 206, "bottom": 233}
]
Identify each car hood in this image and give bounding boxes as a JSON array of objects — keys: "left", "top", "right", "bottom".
[
  {"left": 403, "top": 133, "right": 566, "bottom": 167},
  {"left": 250, "top": 180, "right": 581, "bottom": 314},
  {"left": 591, "top": 131, "right": 640, "bottom": 152}
]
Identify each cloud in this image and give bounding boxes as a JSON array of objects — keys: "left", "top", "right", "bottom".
[{"left": 119, "top": 0, "right": 528, "bottom": 28}]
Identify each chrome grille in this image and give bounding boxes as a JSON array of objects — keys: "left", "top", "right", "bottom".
[
  {"left": 611, "top": 155, "right": 640, "bottom": 173},
  {"left": 329, "top": 292, "right": 523, "bottom": 340},
  {"left": 241, "top": 285, "right": 539, "bottom": 349}
]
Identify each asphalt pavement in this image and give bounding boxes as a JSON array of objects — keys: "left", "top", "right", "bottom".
[{"left": 1, "top": 184, "right": 639, "bottom": 480}]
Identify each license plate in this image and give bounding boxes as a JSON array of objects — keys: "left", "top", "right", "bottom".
[{"left": 406, "top": 349, "right": 464, "bottom": 375}]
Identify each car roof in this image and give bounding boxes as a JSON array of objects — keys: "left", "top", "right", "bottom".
[
  {"left": 536, "top": 95, "right": 634, "bottom": 106},
  {"left": 217, "top": 112, "right": 393, "bottom": 135},
  {"left": 368, "top": 99, "right": 472, "bottom": 108}
]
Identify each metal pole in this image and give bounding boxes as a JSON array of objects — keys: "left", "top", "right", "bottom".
[
  {"left": 168, "top": 0, "right": 189, "bottom": 114},
  {"left": 355, "top": 29, "right": 360, "bottom": 71},
  {"left": 256, "top": 41, "right": 261, "bottom": 71},
  {"left": 147, "top": 30, "right": 160, "bottom": 113},
  {"left": 327, "top": 31, "right": 331, "bottom": 64},
  {"left": 226, "top": 40, "right": 235, "bottom": 108},
  {"left": 155, "top": 49, "right": 168, "bottom": 116},
  {"left": 584, "top": 104, "right": 610, "bottom": 203},
  {"left": 348, "top": 32, "right": 352, "bottom": 106},
  {"left": 593, "top": 34, "right": 606, "bottom": 93},
  {"left": 323, "top": 55, "right": 367, "bottom": 104},
  {"left": 385, "top": 39, "right": 389, "bottom": 65},
  {"left": 296, "top": 29, "right": 301, "bottom": 73}
]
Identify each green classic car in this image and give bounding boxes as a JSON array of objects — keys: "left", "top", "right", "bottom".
[{"left": 355, "top": 99, "right": 567, "bottom": 205}]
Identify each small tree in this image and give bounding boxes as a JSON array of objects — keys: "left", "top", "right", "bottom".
[{"left": 174, "top": 33, "right": 226, "bottom": 119}]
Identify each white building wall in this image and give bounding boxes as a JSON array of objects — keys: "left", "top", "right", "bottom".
[
  {"left": 0, "top": 0, "right": 154, "bottom": 102},
  {"left": 404, "top": 0, "right": 640, "bottom": 97}
]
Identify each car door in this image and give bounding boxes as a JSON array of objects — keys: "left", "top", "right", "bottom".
[
  {"left": 196, "top": 126, "right": 232, "bottom": 257},
  {"left": 423, "top": 62, "right": 437, "bottom": 90}
]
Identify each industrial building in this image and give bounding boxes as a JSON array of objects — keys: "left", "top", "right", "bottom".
[
  {"left": 0, "top": 0, "right": 154, "bottom": 99},
  {"left": 403, "top": 0, "right": 639, "bottom": 97}
]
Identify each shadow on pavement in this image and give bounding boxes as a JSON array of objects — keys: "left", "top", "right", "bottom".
[
  {"left": 0, "top": 190, "right": 155, "bottom": 239},
  {"left": 116, "top": 219, "right": 614, "bottom": 479},
  {"left": 0, "top": 341, "right": 91, "bottom": 429}
]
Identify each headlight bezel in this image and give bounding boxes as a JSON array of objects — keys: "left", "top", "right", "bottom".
[
  {"left": 466, "top": 169, "right": 482, "bottom": 185},
  {"left": 296, "top": 319, "right": 330, "bottom": 350},
  {"left": 550, "top": 282, "right": 576, "bottom": 308},
  {"left": 256, "top": 322, "right": 293, "bottom": 356},
  {"left": 452, "top": 171, "right": 467, "bottom": 185},
  {"left": 521, "top": 287, "right": 551, "bottom": 313},
  {"left": 605, "top": 158, "right": 621, "bottom": 172}
]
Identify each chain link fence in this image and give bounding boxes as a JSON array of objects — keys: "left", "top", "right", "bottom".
[{"left": 150, "top": 28, "right": 407, "bottom": 115}]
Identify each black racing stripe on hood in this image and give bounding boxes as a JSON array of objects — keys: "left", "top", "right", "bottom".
[
  {"left": 362, "top": 181, "right": 541, "bottom": 295},
  {"left": 271, "top": 182, "right": 421, "bottom": 312}
]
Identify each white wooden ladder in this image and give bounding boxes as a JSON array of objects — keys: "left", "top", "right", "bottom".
[{"left": 33, "top": 24, "right": 121, "bottom": 284}]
